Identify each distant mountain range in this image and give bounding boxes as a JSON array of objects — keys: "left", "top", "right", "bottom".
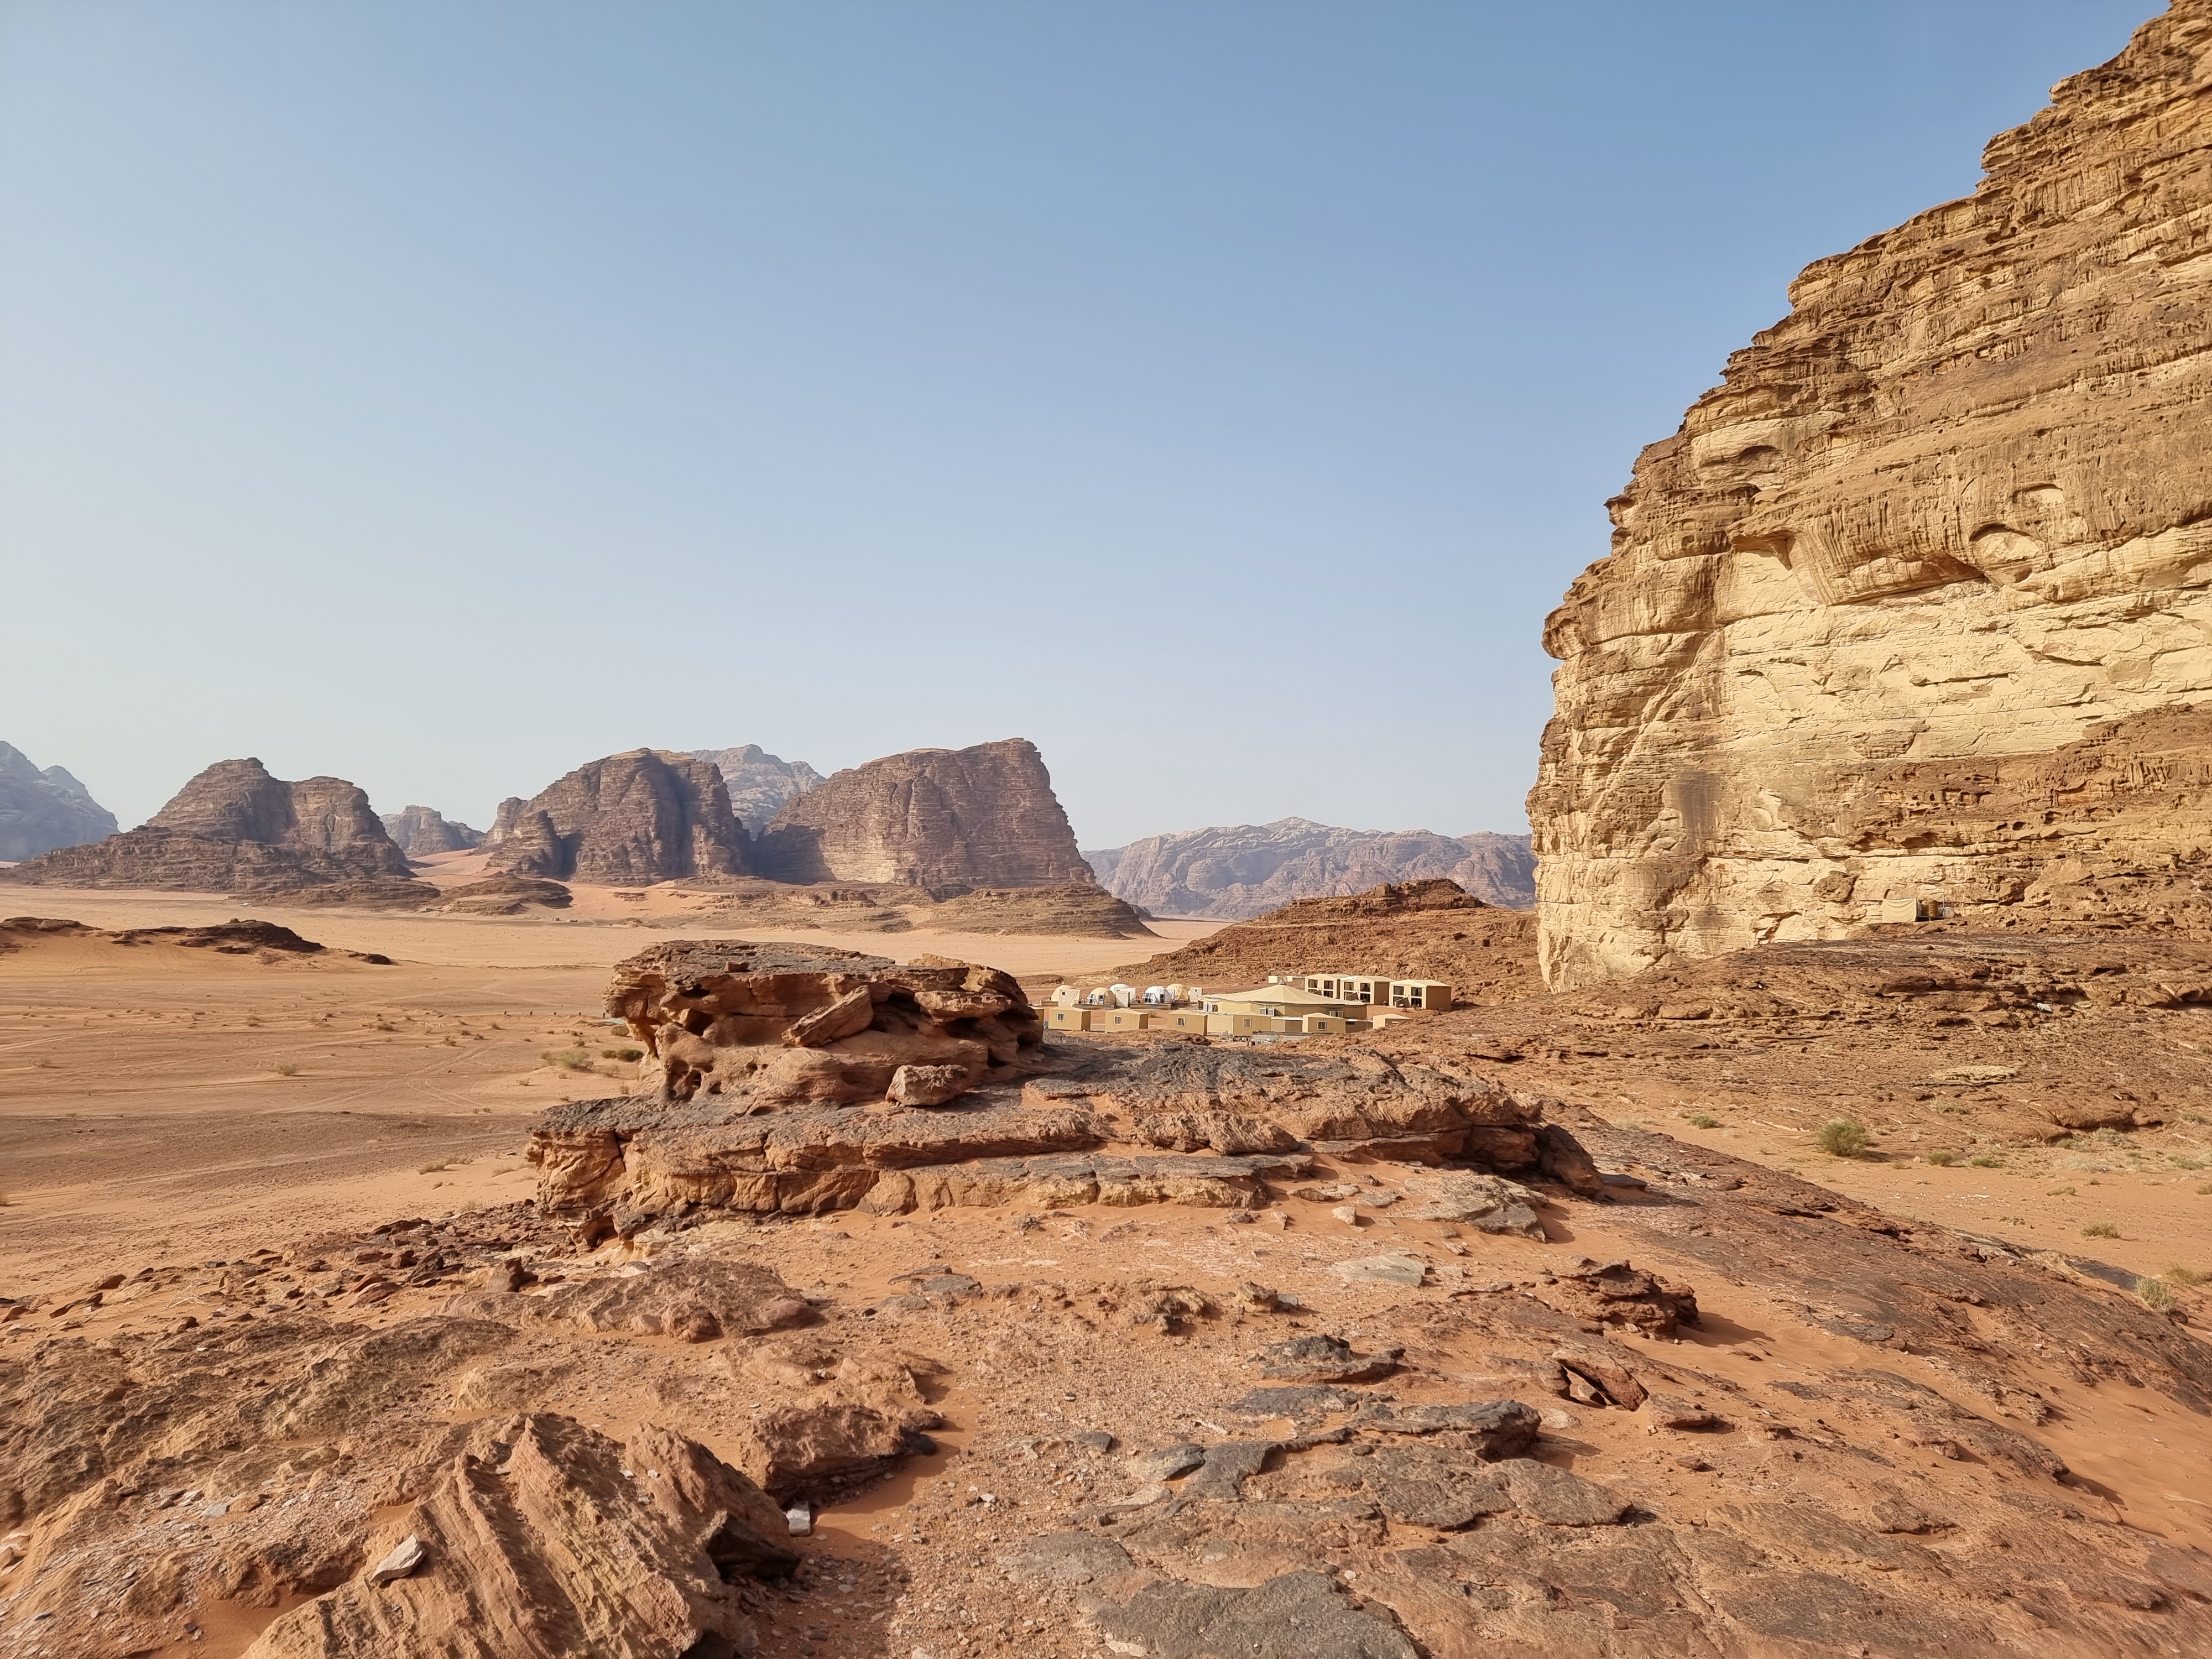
[
  {"left": 0, "top": 742, "right": 118, "bottom": 862},
  {"left": 1084, "top": 817, "right": 1534, "bottom": 919}
]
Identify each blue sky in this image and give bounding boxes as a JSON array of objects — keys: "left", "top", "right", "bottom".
[{"left": 0, "top": 1, "right": 2153, "bottom": 845}]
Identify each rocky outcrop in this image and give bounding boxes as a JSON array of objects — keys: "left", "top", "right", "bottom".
[
  {"left": 1088, "top": 819, "right": 1535, "bottom": 918},
  {"left": 604, "top": 939, "right": 1044, "bottom": 1109},
  {"left": 0, "top": 759, "right": 421, "bottom": 899},
  {"left": 436, "top": 875, "right": 572, "bottom": 914},
  {"left": 485, "top": 750, "right": 749, "bottom": 885},
  {"left": 690, "top": 744, "right": 825, "bottom": 833},
  {"left": 0, "top": 742, "right": 117, "bottom": 862},
  {"left": 1531, "top": 1, "right": 2212, "bottom": 987},
  {"left": 924, "top": 884, "right": 1155, "bottom": 938},
  {"left": 379, "top": 806, "right": 483, "bottom": 856},
  {"left": 754, "top": 739, "right": 1091, "bottom": 890},
  {"left": 1108, "top": 879, "right": 1544, "bottom": 1009}
]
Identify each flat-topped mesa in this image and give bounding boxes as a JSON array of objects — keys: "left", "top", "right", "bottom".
[
  {"left": 487, "top": 749, "right": 749, "bottom": 884},
  {"left": 1530, "top": 0, "right": 2212, "bottom": 989},
  {"left": 753, "top": 738, "right": 1092, "bottom": 891},
  {"left": 607, "top": 939, "right": 1044, "bottom": 1109},
  {"left": 0, "top": 758, "right": 421, "bottom": 900}
]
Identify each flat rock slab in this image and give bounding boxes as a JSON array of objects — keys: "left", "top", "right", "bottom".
[
  {"left": 1332, "top": 1254, "right": 1429, "bottom": 1288},
  {"left": 1251, "top": 1335, "right": 1402, "bottom": 1384},
  {"left": 1090, "top": 1569, "right": 1419, "bottom": 1659}
]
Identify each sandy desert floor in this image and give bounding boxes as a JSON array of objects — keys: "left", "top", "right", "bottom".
[{"left": 0, "top": 887, "right": 1222, "bottom": 1293}]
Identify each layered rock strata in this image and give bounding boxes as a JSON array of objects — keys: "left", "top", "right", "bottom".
[
  {"left": 378, "top": 805, "right": 483, "bottom": 855},
  {"left": 1531, "top": 0, "right": 2212, "bottom": 987},
  {"left": 540, "top": 959, "right": 1597, "bottom": 1223},
  {"left": 755, "top": 738, "right": 1092, "bottom": 890},
  {"left": 689, "top": 744, "right": 825, "bottom": 833},
  {"left": 0, "top": 741, "right": 117, "bottom": 861},
  {"left": 486, "top": 749, "right": 749, "bottom": 884},
  {"left": 606, "top": 940, "right": 1044, "bottom": 1109},
  {"left": 1089, "top": 819, "right": 1535, "bottom": 917},
  {"left": 0, "top": 758, "right": 421, "bottom": 901}
]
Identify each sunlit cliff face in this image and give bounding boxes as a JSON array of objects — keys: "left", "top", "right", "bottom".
[{"left": 1530, "top": 0, "right": 2212, "bottom": 989}]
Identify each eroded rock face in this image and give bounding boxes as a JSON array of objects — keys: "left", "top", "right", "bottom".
[
  {"left": 0, "top": 759, "right": 420, "bottom": 899},
  {"left": 689, "top": 744, "right": 825, "bottom": 834},
  {"left": 606, "top": 940, "right": 1044, "bottom": 1109},
  {"left": 485, "top": 750, "right": 749, "bottom": 884},
  {"left": 1531, "top": 2, "right": 2212, "bottom": 987},
  {"left": 379, "top": 806, "right": 483, "bottom": 856},
  {"left": 754, "top": 738, "right": 1092, "bottom": 890},
  {"left": 1088, "top": 820, "right": 1535, "bottom": 918},
  {"left": 0, "top": 742, "right": 117, "bottom": 862}
]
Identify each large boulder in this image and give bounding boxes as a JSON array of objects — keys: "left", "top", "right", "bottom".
[{"left": 606, "top": 939, "right": 1042, "bottom": 1107}]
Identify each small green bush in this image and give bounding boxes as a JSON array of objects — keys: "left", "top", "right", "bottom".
[
  {"left": 1926, "top": 1150, "right": 1957, "bottom": 1167},
  {"left": 2046, "top": 1185, "right": 2075, "bottom": 1196},
  {"left": 2082, "top": 1219, "right": 2120, "bottom": 1239},
  {"left": 602, "top": 1046, "right": 644, "bottom": 1062},
  {"left": 2137, "top": 1277, "right": 2177, "bottom": 1312},
  {"left": 274, "top": 1061, "right": 300, "bottom": 1077},
  {"left": 1817, "top": 1119, "right": 1871, "bottom": 1157},
  {"left": 1968, "top": 1155, "right": 2002, "bottom": 1168},
  {"left": 541, "top": 1048, "right": 592, "bottom": 1071},
  {"left": 1687, "top": 1114, "right": 1718, "bottom": 1129}
]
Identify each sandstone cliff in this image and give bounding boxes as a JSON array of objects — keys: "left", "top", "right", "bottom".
[
  {"left": 0, "top": 758, "right": 420, "bottom": 898},
  {"left": 1088, "top": 818, "right": 1535, "bottom": 918},
  {"left": 688, "top": 744, "right": 824, "bottom": 833},
  {"left": 753, "top": 739, "right": 1091, "bottom": 891},
  {"left": 486, "top": 750, "right": 749, "bottom": 884},
  {"left": 379, "top": 805, "right": 484, "bottom": 855},
  {"left": 0, "top": 742, "right": 117, "bottom": 862},
  {"left": 1531, "top": 0, "right": 2212, "bottom": 988}
]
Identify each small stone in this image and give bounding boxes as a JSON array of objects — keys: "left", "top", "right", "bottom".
[
  {"left": 1330, "top": 1204, "right": 1361, "bottom": 1227},
  {"left": 366, "top": 1533, "right": 427, "bottom": 1586},
  {"left": 786, "top": 1503, "right": 814, "bottom": 1537},
  {"left": 1125, "top": 1444, "right": 1206, "bottom": 1483}
]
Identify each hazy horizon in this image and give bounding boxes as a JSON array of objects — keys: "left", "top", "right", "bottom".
[{"left": 0, "top": 1, "right": 2152, "bottom": 846}]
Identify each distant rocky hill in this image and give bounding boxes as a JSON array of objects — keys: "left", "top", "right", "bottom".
[
  {"left": 0, "top": 742, "right": 117, "bottom": 862},
  {"left": 486, "top": 749, "right": 749, "bottom": 884},
  {"left": 1101, "top": 878, "right": 1541, "bottom": 1005},
  {"left": 379, "top": 805, "right": 484, "bottom": 856},
  {"left": 754, "top": 738, "right": 1092, "bottom": 891},
  {"left": 688, "top": 745, "right": 824, "bottom": 833},
  {"left": 1085, "top": 817, "right": 1535, "bottom": 919},
  {"left": 1532, "top": 0, "right": 2212, "bottom": 988},
  {"left": 0, "top": 758, "right": 421, "bottom": 901}
]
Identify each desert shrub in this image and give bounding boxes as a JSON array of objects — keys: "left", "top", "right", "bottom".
[
  {"left": 2082, "top": 1219, "right": 2120, "bottom": 1239},
  {"left": 2164, "top": 1265, "right": 2208, "bottom": 1288},
  {"left": 541, "top": 1048, "right": 591, "bottom": 1071},
  {"left": 418, "top": 1161, "right": 450, "bottom": 1175},
  {"left": 274, "top": 1061, "right": 300, "bottom": 1077},
  {"left": 2198, "top": 1181, "right": 2212, "bottom": 1196},
  {"left": 1969, "top": 1155, "right": 2001, "bottom": 1168},
  {"left": 1925, "top": 1150, "right": 1957, "bottom": 1167},
  {"left": 2046, "top": 1185, "right": 2075, "bottom": 1196},
  {"left": 2137, "top": 1277, "right": 2177, "bottom": 1312},
  {"left": 1817, "top": 1119, "right": 1870, "bottom": 1157},
  {"left": 602, "top": 1047, "right": 645, "bottom": 1062},
  {"left": 2173, "top": 1156, "right": 2205, "bottom": 1171}
]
